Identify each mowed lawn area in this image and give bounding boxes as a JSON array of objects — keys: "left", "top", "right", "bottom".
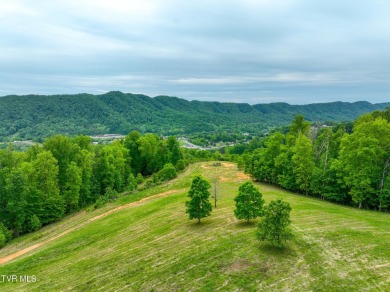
[{"left": 1, "top": 162, "right": 389, "bottom": 291}]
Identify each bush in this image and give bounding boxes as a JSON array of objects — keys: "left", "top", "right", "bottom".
[
  {"left": 152, "top": 173, "right": 159, "bottom": 183},
  {"left": 92, "top": 186, "right": 118, "bottom": 210},
  {"left": 0, "top": 223, "right": 12, "bottom": 242},
  {"left": 94, "top": 196, "right": 109, "bottom": 209},
  {"left": 144, "top": 180, "right": 156, "bottom": 188},
  {"left": 0, "top": 231, "right": 6, "bottom": 248},
  {"left": 31, "top": 233, "right": 44, "bottom": 241},
  {"left": 86, "top": 206, "right": 95, "bottom": 212},
  {"left": 28, "top": 214, "right": 42, "bottom": 232},
  {"left": 175, "top": 159, "right": 186, "bottom": 171},
  {"left": 105, "top": 186, "right": 118, "bottom": 201},
  {"left": 136, "top": 173, "right": 144, "bottom": 184},
  {"left": 127, "top": 173, "right": 137, "bottom": 191},
  {"left": 156, "top": 163, "right": 177, "bottom": 182}
]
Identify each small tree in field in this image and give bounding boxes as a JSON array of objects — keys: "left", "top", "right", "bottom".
[
  {"left": 185, "top": 175, "right": 212, "bottom": 223},
  {"left": 256, "top": 199, "right": 294, "bottom": 248},
  {"left": 234, "top": 181, "right": 264, "bottom": 223}
]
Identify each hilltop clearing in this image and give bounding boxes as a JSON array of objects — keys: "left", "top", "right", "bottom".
[{"left": 1, "top": 162, "right": 389, "bottom": 291}]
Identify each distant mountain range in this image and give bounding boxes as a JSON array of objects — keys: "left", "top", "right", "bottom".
[{"left": 0, "top": 91, "right": 389, "bottom": 141}]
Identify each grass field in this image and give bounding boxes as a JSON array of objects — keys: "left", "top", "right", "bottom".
[{"left": 1, "top": 162, "right": 389, "bottom": 291}]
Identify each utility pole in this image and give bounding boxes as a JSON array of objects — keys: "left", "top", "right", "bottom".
[{"left": 213, "top": 178, "right": 218, "bottom": 208}]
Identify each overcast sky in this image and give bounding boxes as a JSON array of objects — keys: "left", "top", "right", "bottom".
[{"left": 1, "top": 0, "right": 390, "bottom": 104}]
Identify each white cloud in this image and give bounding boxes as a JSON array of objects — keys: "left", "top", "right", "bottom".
[
  {"left": 0, "top": 1, "right": 37, "bottom": 17},
  {"left": 0, "top": 0, "right": 390, "bottom": 103},
  {"left": 172, "top": 73, "right": 341, "bottom": 85}
]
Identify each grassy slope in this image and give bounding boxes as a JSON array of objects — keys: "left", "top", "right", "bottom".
[{"left": 1, "top": 162, "right": 389, "bottom": 291}]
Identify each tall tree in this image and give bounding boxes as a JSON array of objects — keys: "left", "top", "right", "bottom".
[
  {"left": 124, "top": 131, "right": 143, "bottom": 175},
  {"left": 275, "top": 135, "right": 298, "bottom": 191},
  {"left": 380, "top": 175, "right": 390, "bottom": 211},
  {"left": 185, "top": 175, "right": 212, "bottom": 223},
  {"left": 167, "top": 136, "right": 182, "bottom": 166},
  {"left": 234, "top": 181, "right": 264, "bottom": 223},
  {"left": 337, "top": 118, "right": 390, "bottom": 208},
  {"left": 43, "top": 135, "right": 80, "bottom": 194},
  {"left": 250, "top": 132, "right": 285, "bottom": 184},
  {"left": 63, "top": 162, "right": 82, "bottom": 213},
  {"left": 138, "top": 133, "right": 165, "bottom": 175},
  {"left": 93, "top": 145, "right": 116, "bottom": 194},
  {"left": 5, "top": 169, "right": 27, "bottom": 236},
  {"left": 292, "top": 133, "right": 315, "bottom": 195},
  {"left": 108, "top": 141, "right": 130, "bottom": 192},
  {"left": 32, "top": 151, "right": 60, "bottom": 198},
  {"left": 76, "top": 149, "right": 94, "bottom": 207},
  {"left": 72, "top": 135, "right": 93, "bottom": 151},
  {"left": 31, "top": 151, "right": 64, "bottom": 224},
  {"left": 289, "top": 114, "right": 310, "bottom": 137}
]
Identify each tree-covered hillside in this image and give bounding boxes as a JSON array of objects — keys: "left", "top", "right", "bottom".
[
  {"left": 0, "top": 91, "right": 388, "bottom": 141},
  {"left": 240, "top": 108, "right": 390, "bottom": 211}
]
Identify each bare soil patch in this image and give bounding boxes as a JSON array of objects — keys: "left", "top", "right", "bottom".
[
  {"left": 221, "top": 162, "right": 235, "bottom": 168},
  {"left": 218, "top": 172, "right": 249, "bottom": 183},
  {"left": 225, "top": 260, "right": 251, "bottom": 273},
  {"left": 223, "top": 259, "right": 270, "bottom": 274},
  {"left": 236, "top": 172, "right": 250, "bottom": 180},
  {"left": 201, "top": 162, "right": 235, "bottom": 169},
  {"left": 219, "top": 176, "right": 230, "bottom": 182}
]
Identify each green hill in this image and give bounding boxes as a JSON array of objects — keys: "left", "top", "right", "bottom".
[
  {"left": 0, "top": 91, "right": 388, "bottom": 140},
  {"left": 1, "top": 162, "right": 389, "bottom": 291}
]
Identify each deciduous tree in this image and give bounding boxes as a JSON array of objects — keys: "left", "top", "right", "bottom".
[
  {"left": 256, "top": 199, "right": 294, "bottom": 248},
  {"left": 292, "top": 133, "right": 315, "bottom": 195},
  {"left": 185, "top": 175, "right": 212, "bottom": 223},
  {"left": 234, "top": 181, "right": 264, "bottom": 223}
]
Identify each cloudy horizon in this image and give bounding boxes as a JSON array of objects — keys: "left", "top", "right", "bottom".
[{"left": 1, "top": 0, "right": 390, "bottom": 104}]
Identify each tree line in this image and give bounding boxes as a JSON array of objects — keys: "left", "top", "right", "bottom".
[
  {"left": 240, "top": 108, "right": 390, "bottom": 211},
  {"left": 0, "top": 131, "right": 221, "bottom": 247}
]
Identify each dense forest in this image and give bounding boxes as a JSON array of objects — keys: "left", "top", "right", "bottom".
[
  {"left": 0, "top": 132, "right": 219, "bottom": 246},
  {"left": 0, "top": 91, "right": 389, "bottom": 141},
  {"left": 237, "top": 108, "right": 390, "bottom": 211}
]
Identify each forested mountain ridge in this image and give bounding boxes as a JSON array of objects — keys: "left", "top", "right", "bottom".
[{"left": 0, "top": 91, "right": 389, "bottom": 141}]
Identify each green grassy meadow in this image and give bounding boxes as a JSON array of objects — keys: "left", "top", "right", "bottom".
[{"left": 1, "top": 162, "right": 389, "bottom": 291}]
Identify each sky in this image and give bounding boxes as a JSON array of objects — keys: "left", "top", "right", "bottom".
[{"left": 1, "top": 0, "right": 390, "bottom": 104}]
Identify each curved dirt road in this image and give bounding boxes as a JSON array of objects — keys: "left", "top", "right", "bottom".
[{"left": 0, "top": 189, "right": 184, "bottom": 265}]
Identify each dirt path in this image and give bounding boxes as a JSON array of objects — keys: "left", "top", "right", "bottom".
[{"left": 0, "top": 189, "right": 184, "bottom": 266}]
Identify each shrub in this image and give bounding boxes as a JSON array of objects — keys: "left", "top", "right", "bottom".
[
  {"left": 28, "top": 214, "right": 42, "bottom": 232},
  {"left": 175, "top": 159, "right": 186, "bottom": 171},
  {"left": 136, "top": 173, "right": 144, "bottom": 184},
  {"left": 156, "top": 163, "right": 177, "bottom": 182},
  {"left": 105, "top": 186, "right": 118, "bottom": 201},
  {"left": 0, "top": 231, "right": 6, "bottom": 248},
  {"left": 94, "top": 196, "right": 109, "bottom": 209},
  {"left": 0, "top": 223, "right": 12, "bottom": 242},
  {"left": 127, "top": 173, "right": 137, "bottom": 191}
]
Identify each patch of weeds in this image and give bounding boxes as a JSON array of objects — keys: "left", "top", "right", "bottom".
[{"left": 30, "top": 233, "right": 44, "bottom": 241}]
